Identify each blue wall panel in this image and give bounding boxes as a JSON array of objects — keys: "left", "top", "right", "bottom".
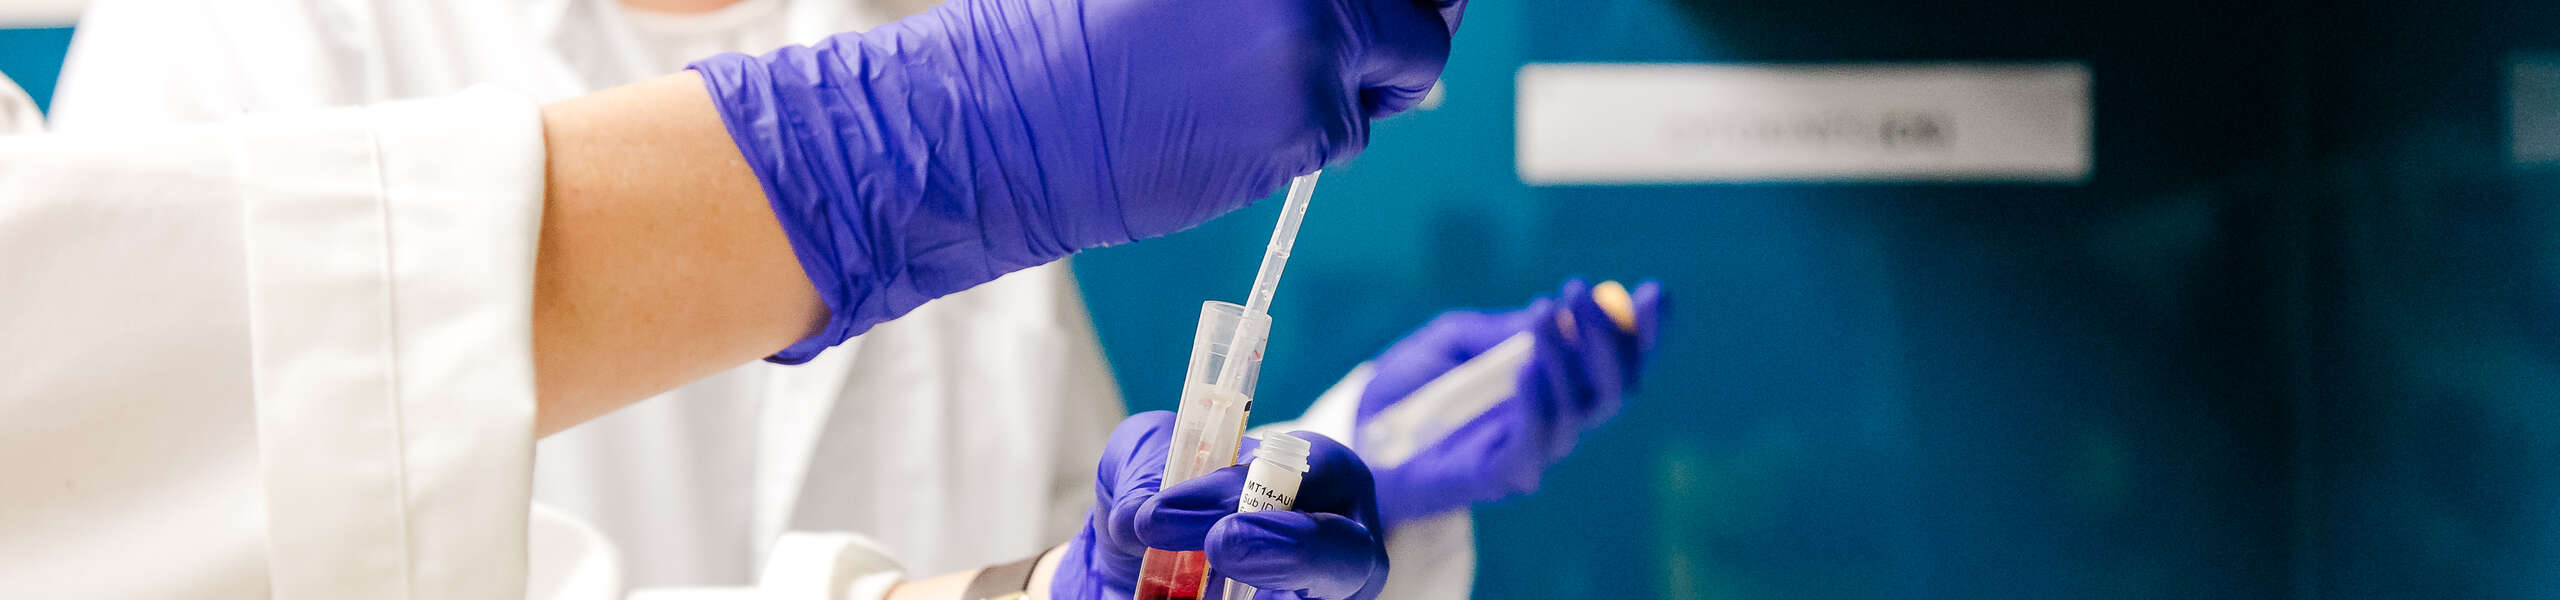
[
  {"left": 1076, "top": 0, "right": 2307, "bottom": 597},
  {"left": 0, "top": 27, "right": 76, "bottom": 113},
  {"left": 2295, "top": 0, "right": 2560, "bottom": 597}
]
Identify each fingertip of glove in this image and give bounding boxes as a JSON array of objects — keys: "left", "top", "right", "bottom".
[
  {"left": 1286, "top": 432, "right": 1385, "bottom": 517},
  {"left": 1110, "top": 412, "right": 1177, "bottom": 464},
  {"left": 1118, "top": 411, "right": 1178, "bottom": 437},
  {"left": 1103, "top": 489, "right": 1156, "bottom": 549},
  {"left": 1160, "top": 465, "right": 1249, "bottom": 505},
  {"left": 1293, "top": 432, "right": 1370, "bottom": 485},
  {"left": 1632, "top": 279, "right": 1668, "bottom": 351},
  {"left": 1510, "top": 297, "right": 1561, "bottom": 337},
  {"left": 1361, "top": 87, "right": 1426, "bottom": 120},
  {"left": 1137, "top": 466, "right": 1246, "bottom": 551},
  {"left": 1099, "top": 411, "right": 1176, "bottom": 494},
  {"left": 1558, "top": 277, "right": 1593, "bottom": 301},
  {"left": 1352, "top": 0, "right": 1451, "bottom": 117},
  {"left": 1207, "top": 512, "right": 1382, "bottom": 599},
  {"left": 1431, "top": 0, "right": 1470, "bottom": 33},
  {"left": 1205, "top": 510, "right": 1319, "bottom": 560}
]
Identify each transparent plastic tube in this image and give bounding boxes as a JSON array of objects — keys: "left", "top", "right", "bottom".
[
  {"left": 1240, "top": 171, "right": 1320, "bottom": 317},
  {"left": 1134, "top": 302, "right": 1270, "bottom": 600},
  {"left": 1137, "top": 171, "right": 1321, "bottom": 600}
]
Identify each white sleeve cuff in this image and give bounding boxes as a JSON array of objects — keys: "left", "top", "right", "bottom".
[
  {"left": 622, "top": 531, "right": 904, "bottom": 600},
  {"left": 1249, "top": 363, "right": 1369, "bottom": 444},
  {"left": 758, "top": 531, "right": 909, "bottom": 600},
  {"left": 230, "top": 85, "right": 547, "bottom": 599},
  {"left": 0, "top": 74, "right": 38, "bottom": 134}
]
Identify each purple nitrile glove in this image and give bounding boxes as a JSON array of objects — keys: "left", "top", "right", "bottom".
[
  {"left": 689, "top": 0, "right": 1466, "bottom": 364},
  {"left": 1055, "top": 412, "right": 1390, "bottom": 600},
  {"left": 1356, "top": 279, "right": 1666, "bottom": 528}
]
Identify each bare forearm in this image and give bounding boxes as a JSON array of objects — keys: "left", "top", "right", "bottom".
[{"left": 532, "top": 72, "right": 824, "bottom": 437}]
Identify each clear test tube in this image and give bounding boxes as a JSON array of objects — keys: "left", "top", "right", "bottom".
[{"left": 1134, "top": 301, "right": 1271, "bottom": 600}]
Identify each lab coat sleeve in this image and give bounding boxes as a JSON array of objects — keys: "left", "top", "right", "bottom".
[
  {"left": 1, "top": 95, "right": 269, "bottom": 600},
  {"left": 0, "top": 75, "right": 38, "bottom": 133},
  {"left": 620, "top": 532, "right": 906, "bottom": 600},
  {"left": 51, "top": 0, "right": 557, "bottom": 132},
  {"left": 754, "top": 532, "right": 906, "bottom": 600},
  {"left": 48, "top": 0, "right": 300, "bottom": 129},
  {"left": 0, "top": 86, "right": 546, "bottom": 599},
  {"left": 229, "top": 85, "right": 547, "bottom": 599},
  {"left": 1047, "top": 262, "right": 1130, "bottom": 543}
]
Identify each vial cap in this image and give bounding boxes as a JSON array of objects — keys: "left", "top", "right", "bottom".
[{"left": 1254, "top": 432, "right": 1314, "bottom": 473}]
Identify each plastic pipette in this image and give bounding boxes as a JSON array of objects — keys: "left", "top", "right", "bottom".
[
  {"left": 1227, "top": 170, "right": 1320, "bottom": 384},
  {"left": 1192, "top": 169, "right": 1322, "bottom": 503},
  {"left": 1133, "top": 171, "right": 1324, "bottom": 600}
]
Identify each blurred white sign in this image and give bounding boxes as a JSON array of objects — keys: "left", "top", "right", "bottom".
[
  {"left": 2514, "top": 53, "right": 2560, "bottom": 167},
  {"left": 0, "top": 0, "right": 85, "bottom": 27},
  {"left": 1518, "top": 62, "right": 2092, "bottom": 184}
]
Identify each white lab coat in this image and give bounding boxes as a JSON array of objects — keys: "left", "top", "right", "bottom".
[
  {"left": 53, "top": 0, "right": 1123, "bottom": 589},
  {"left": 0, "top": 80, "right": 919, "bottom": 599},
  {"left": 0, "top": 76, "right": 38, "bottom": 130},
  {"left": 0, "top": 82, "right": 549, "bottom": 598},
  {"left": 48, "top": 0, "right": 1476, "bottom": 596}
]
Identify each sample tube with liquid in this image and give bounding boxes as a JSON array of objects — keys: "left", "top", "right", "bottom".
[
  {"left": 1134, "top": 301, "right": 1271, "bottom": 600},
  {"left": 1219, "top": 432, "right": 1313, "bottom": 600}
]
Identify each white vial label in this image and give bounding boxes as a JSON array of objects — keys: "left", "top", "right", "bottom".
[{"left": 1238, "top": 457, "right": 1303, "bottom": 514}]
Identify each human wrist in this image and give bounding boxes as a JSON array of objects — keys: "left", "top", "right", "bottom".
[
  {"left": 686, "top": 6, "right": 1115, "bottom": 364},
  {"left": 1027, "top": 544, "right": 1066, "bottom": 600},
  {"left": 683, "top": 33, "right": 967, "bottom": 363},
  {"left": 1046, "top": 527, "right": 1129, "bottom": 600}
]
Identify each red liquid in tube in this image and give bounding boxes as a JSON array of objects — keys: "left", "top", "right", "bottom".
[
  {"left": 1133, "top": 548, "right": 1210, "bottom": 600},
  {"left": 1139, "top": 303, "right": 1264, "bottom": 600}
]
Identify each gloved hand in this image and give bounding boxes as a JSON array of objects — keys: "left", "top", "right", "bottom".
[
  {"left": 1055, "top": 412, "right": 1390, "bottom": 600},
  {"left": 690, "top": 0, "right": 1467, "bottom": 363},
  {"left": 1356, "top": 279, "right": 1665, "bottom": 528}
]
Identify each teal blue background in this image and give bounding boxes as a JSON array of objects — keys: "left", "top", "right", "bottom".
[
  {"left": 8, "top": 0, "right": 2560, "bottom": 596},
  {"left": 0, "top": 26, "right": 72, "bottom": 112},
  {"left": 1077, "top": 0, "right": 2303, "bottom": 596},
  {"left": 1068, "top": 0, "right": 2560, "bottom": 598}
]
